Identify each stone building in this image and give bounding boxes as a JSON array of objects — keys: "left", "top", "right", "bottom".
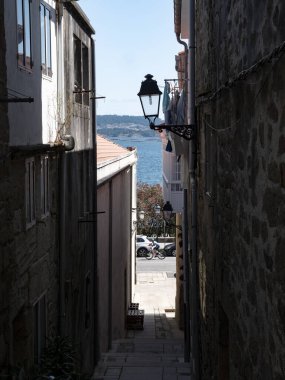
[
  {"left": 194, "top": 1, "right": 285, "bottom": 379},
  {"left": 0, "top": 1, "right": 97, "bottom": 376},
  {"left": 58, "top": 2, "right": 97, "bottom": 373},
  {"left": 0, "top": 0, "right": 10, "bottom": 369},
  {"left": 0, "top": 0, "right": 60, "bottom": 373},
  {"left": 169, "top": 0, "right": 285, "bottom": 378}
]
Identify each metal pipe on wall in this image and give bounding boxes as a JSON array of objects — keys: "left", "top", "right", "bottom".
[
  {"left": 188, "top": 0, "right": 200, "bottom": 378},
  {"left": 56, "top": 1, "right": 65, "bottom": 336},
  {"left": 182, "top": 189, "right": 191, "bottom": 362},
  {"left": 174, "top": 0, "right": 191, "bottom": 363},
  {"left": 91, "top": 37, "right": 99, "bottom": 363}
]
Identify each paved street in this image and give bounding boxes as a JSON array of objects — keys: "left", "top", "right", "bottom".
[
  {"left": 92, "top": 271, "right": 191, "bottom": 379},
  {"left": 136, "top": 256, "right": 176, "bottom": 274}
]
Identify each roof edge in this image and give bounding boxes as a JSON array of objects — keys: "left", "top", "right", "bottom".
[{"left": 66, "top": 2, "right": 95, "bottom": 34}]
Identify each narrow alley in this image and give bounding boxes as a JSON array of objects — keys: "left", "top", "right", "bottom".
[{"left": 92, "top": 271, "right": 191, "bottom": 380}]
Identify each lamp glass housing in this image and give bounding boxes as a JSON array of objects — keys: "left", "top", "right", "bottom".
[
  {"left": 138, "top": 210, "right": 145, "bottom": 221},
  {"left": 137, "top": 74, "right": 162, "bottom": 121},
  {"left": 139, "top": 94, "right": 161, "bottom": 119},
  {"left": 162, "top": 201, "right": 173, "bottom": 221},
  {"left": 154, "top": 204, "right": 161, "bottom": 215}
]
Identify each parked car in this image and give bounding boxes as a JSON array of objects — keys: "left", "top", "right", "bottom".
[
  {"left": 163, "top": 243, "right": 176, "bottom": 256},
  {"left": 136, "top": 235, "right": 154, "bottom": 257}
]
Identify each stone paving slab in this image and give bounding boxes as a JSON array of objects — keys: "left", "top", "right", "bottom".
[{"left": 91, "top": 272, "right": 191, "bottom": 380}]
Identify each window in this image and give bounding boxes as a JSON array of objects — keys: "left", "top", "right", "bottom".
[
  {"left": 171, "top": 183, "right": 182, "bottom": 192},
  {"left": 25, "top": 158, "right": 35, "bottom": 227},
  {"left": 17, "top": 0, "right": 32, "bottom": 69},
  {"left": 82, "top": 44, "right": 89, "bottom": 105},
  {"left": 85, "top": 273, "right": 91, "bottom": 329},
  {"left": 204, "top": 115, "right": 217, "bottom": 197},
  {"left": 40, "top": 4, "right": 52, "bottom": 76},
  {"left": 174, "top": 160, "right": 181, "bottom": 181},
  {"left": 74, "top": 35, "right": 82, "bottom": 102},
  {"left": 40, "top": 156, "right": 49, "bottom": 216},
  {"left": 33, "top": 295, "right": 46, "bottom": 364},
  {"left": 73, "top": 35, "right": 90, "bottom": 105}
]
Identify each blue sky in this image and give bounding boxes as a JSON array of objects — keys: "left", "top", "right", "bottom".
[{"left": 78, "top": 0, "right": 180, "bottom": 116}]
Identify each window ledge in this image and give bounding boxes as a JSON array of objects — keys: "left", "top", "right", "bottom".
[
  {"left": 18, "top": 64, "right": 33, "bottom": 74},
  {"left": 42, "top": 73, "right": 53, "bottom": 82}
]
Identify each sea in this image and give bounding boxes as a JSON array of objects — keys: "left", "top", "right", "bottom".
[{"left": 109, "top": 136, "right": 162, "bottom": 185}]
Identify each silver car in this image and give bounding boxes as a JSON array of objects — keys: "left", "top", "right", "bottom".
[{"left": 136, "top": 235, "right": 154, "bottom": 257}]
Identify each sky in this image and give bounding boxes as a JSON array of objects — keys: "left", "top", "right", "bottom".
[{"left": 78, "top": 0, "right": 181, "bottom": 116}]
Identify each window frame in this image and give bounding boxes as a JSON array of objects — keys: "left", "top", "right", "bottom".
[
  {"left": 40, "top": 155, "right": 49, "bottom": 217},
  {"left": 25, "top": 157, "right": 36, "bottom": 228},
  {"left": 40, "top": 3, "right": 52, "bottom": 77},
  {"left": 33, "top": 294, "right": 47, "bottom": 365},
  {"left": 82, "top": 43, "right": 89, "bottom": 105},
  {"left": 174, "top": 160, "right": 181, "bottom": 181},
  {"left": 85, "top": 273, "right": 91, "bottom": 329},
  {"left": 204, "top": 115, "right": 217, "bottom": 199},
  {"left": 73, "top": 35, "right": 90, "bottom": 105},
  {"left": 16, "top": 0, "right": 32, "bottom": 70}
]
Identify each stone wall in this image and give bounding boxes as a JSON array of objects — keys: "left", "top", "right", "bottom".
[
  {"left": 196, "top": 1, "right": 285, "bottom": 379},
  {"left": 1, "top": 154, "right": 59, "bottom": 372},
  {"left": 0, "top": 1, "right": 9, "bottom": 369},
  {"left": 0, "top": 3, "right": 59, "bottom": 373},
  {"left": 60, "top": 7, "right": 97, "bottom": 374},
  {"left": 59, "top": 149, "right": 96, "bottom": 374},
  {"left": 9, "top": 155, "right": 59, "bottom": 369}
]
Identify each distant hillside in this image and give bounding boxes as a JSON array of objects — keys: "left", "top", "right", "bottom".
[
  {"left": 97, "top": 115, "right": 150, "bottom": 127},
  {"left": 97, "top": 114, "right": 163, "bottom": 138}
]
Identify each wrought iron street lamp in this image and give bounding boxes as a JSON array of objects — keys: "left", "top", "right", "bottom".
[
  {"left": 154, "top": 204, "right": 161, "bottom": 215},
  {"left": 136, "top": 205, "right": 164, "bottom": 235},
  {"left": 162, "top": 201, "right": 174, "bottom": 221},
  {"left": 138, "top": 210, "right": 145, "bottom": 221},
  {"left": 162, "top": 201, "right": 182, "bottom": 231},
  {"left": 137, "top": 74, "right": 195, "bottom": 140}
]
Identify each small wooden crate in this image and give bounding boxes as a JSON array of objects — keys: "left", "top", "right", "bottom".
[{"left": 126, "top": 309, "right": 144, "bottom": 330}]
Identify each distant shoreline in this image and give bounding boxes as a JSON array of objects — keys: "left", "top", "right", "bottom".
[
  {"left": 97, "top": 114, "right": 163, "bottom": 140},
  {"left": 98, "top": 132, "right": 161, "bottom": 140},
  {"left": 97, "top": 128, "right": 160, "bottom": 139}
]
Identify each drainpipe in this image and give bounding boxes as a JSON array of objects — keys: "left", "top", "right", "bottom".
[
  {"left": 56, "top": 0, "right": 65, "bottom": 336},
  {"left": 188, "top": 0, "right": 200, "bottom": 379},
  {"left": 91, "top": 37, "right": 99, "bottom": 364},
  {"left": 56, "top": 1, "right": 75, "bottom": 338},
  {"left": 174, "top": 0, "right": 191, "bottom": 363},
  {"left": 182, "top": 189, "right": 190, "bottom": 362}
]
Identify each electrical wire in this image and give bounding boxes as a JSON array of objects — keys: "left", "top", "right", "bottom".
[
  {"left": 197, "top": 39, "right": 285, "bottom": 105},
  {"left": 201, "top": 40, "right": 285, "bottom": 133},
  {"left": 203, "top": 117, "right": 237, "bottom": 132}
]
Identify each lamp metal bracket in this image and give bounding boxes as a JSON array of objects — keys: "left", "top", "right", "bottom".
[{"left": 150, "top": 122, "right": 195, "bottom": 141}]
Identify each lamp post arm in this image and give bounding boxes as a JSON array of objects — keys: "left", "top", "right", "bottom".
[
  {"left": 150, "top": 122, "right": 195, "bottom": 141},
  {"left": 165, "top": 221, "right": 182, "bottom": 231}
]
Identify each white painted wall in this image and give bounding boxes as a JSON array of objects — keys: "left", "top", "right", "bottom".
[
  {"left": 161, "top": 133, "right": 183, "bottom": 212},
  {"left": 5, "top": 0, "right": 42, "bottom": 145},
  {"left": 41, "top": 1, "right": 58, "bottom": 144},
  {"left": 5, "top": 0, "right": 57, "bottom": 146}
]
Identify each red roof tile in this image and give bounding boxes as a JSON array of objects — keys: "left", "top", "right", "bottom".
[{"left": 97, "top": 134, "right": 134, "bottom": 165}]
